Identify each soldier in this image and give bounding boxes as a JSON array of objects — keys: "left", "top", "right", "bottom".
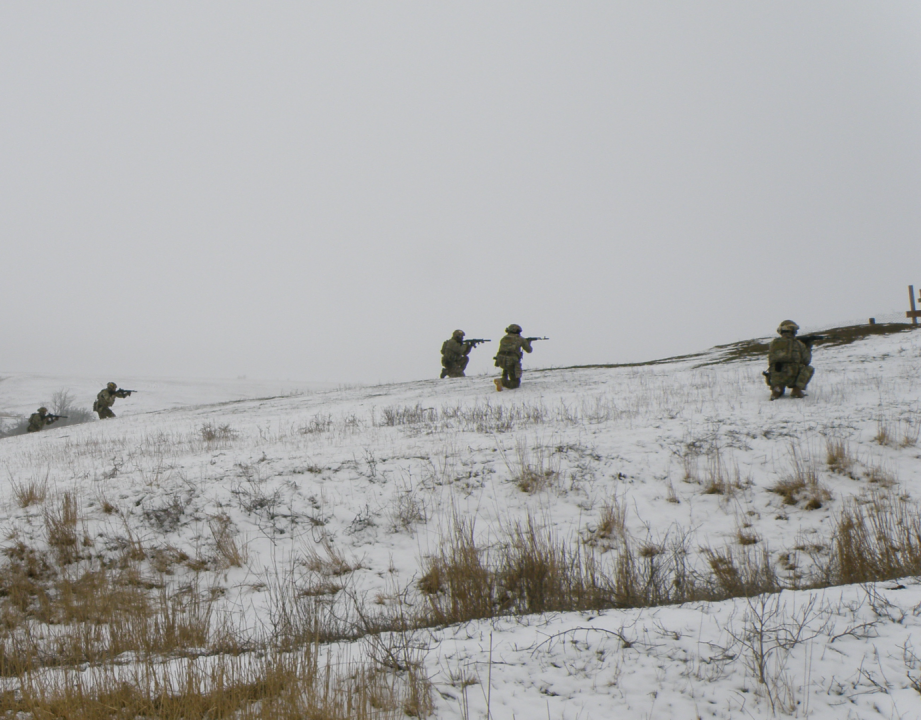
[
  {"left": 494, "top": 324, "right": 533, "bottom": 391},
  {"left": 441, "top": 329, "right": 473, "bottom": 378},
  {"left": 766, "top": 320, "right": 814, "bottom": 400},
  {"left": 94, "top": 382, "right": 132, "bottom": 419},
  {"left": 27, "top": 407, "right": 61, "bottom": 433}
]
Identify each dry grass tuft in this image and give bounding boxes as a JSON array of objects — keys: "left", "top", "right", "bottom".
[
  {"left": 825, "top": 438, "right": 856, "bottom": 477},
  {"left": 586, "top": 497, "right": 626, "bottom": 548},
  {"left": 418, "top": 517, "right": 494, "bottom": 625},
  {"left": 200, "top": 422, "right": 239, "bottom": 446},
  {"left": 303, "top": 537, "right": 364, "bottom": 578},
  {"left": 770, "top": 449, "right": 830, "bottom": 510},
  {"left": 11, "top": 475, "right": 48, "bottom": 508},
  {"left": 509, "top": 439, "right": 560, "bottom": 494},
  {"left": 209, "top": 513, "right": 248, "bottom": 568},
  {"left": 865, "top": 461, "right": 898, "bottom": 488},
  {"left": 737, "top": 528, "right": 761, "bottom": 546},
  {"left": 44, "top": 491, "right": 81, "bottom": 565},
  {"left": 819, "top": 492, "right": 921, "bottom": 586},
  {"left": 704, "top": 547, "right": 780, "bottom": 598},
  {"left": 388, "top": 484, "right": 428, "bottom": 534}
]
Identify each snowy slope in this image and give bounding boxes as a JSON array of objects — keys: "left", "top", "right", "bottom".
[{"left": 1, "top": 328, "right": 920, "bottom": 718}]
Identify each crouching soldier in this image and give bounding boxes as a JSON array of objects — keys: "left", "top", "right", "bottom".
[
  {"left": 94, "top": 382, "right": 133, "bottom": 419},
  {"left": 27, "top": 407, "right": 62, "bottom": 433},
  {"left": 441, "top": 330, "right": 473, "bottom": 378},
  {"left": 494, "top": 324, "right": 532, "bottom": 391},
  {"left": 766, "top": 320, "right": 814, "bottom": 400}
]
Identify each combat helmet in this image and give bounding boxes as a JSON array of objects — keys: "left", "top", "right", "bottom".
[
  {"left": 452, "top": 329, "right": 465, "bottom": 339},
  {"left": 777, "top": 320, "right": 799, "bottom": 336},
  {"left": 107, "top": 382, "right": 117, "bottom": 390},
  {"left": 506, "top": 324, "right": 522, "bottom": 334},
  {"left": 38, "top": 407, "right": 47, "bottom": 414}
]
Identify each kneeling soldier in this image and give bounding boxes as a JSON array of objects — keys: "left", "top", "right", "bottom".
[
  {"left": 441, "top": 330, "right": 473, "bottom": 378},
  {"left": 766, "top": 320, "right": 814, "bottom": 400},
  {"left": 27, "top": 407, "right": 62, "bottom": 433},
  {"left": 494, "top": 324, "right": 533, "bottom": 391}
]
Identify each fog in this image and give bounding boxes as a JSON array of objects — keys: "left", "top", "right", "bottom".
[{"left": 3, "top": 2, "right": 919, "bottom": 384}]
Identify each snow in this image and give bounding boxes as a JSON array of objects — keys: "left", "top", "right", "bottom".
[{"left": 1, "top": 328, "right": 921, "bottom": 718}]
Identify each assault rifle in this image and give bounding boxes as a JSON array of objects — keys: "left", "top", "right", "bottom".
[
  {"left": 462, "top": 339, "right": 491, "bottom": 348},
  {"left": 119, "top": 389, "right": 139, "bottom": 396},
  {"left": 525, "top": 336, "right": 549, "bottom": 342},
  {"left": 799, "top": 334, "right": 826, "bottom": 347},
  {"left": 47, "top": 414, "right": 67, "bottom": 421}
]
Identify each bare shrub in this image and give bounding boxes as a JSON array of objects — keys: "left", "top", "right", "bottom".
[
  {"left": 49, "top": 389, "right": 95, "bottom": 427},
  {"left": 724, "top": 594, "right": 828, "bottom": 714}
]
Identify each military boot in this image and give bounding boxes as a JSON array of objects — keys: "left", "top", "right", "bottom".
[
  {"left": 494, "top": 378, "right": 503, "bottom": 392},
  {"left": 770, "top": 386, "right": 784, "bottom": 401},
  {"left": 791, "top": 387, "right": 806, "bottom": 399}
]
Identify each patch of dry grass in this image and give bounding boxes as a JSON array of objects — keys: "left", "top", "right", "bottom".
[
  {"left": 10, "top": 474, "right": 48, "bottom": 508},
  {"left": 770, "top": 448, "right": 830, "bottom": 510},
  {"left": 819, "top": 492, "right": 921, "bottom": 586}
]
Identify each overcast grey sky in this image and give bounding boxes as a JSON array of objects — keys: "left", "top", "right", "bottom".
[{"left": 3, "top": 2, "right": 920, "bottom": 384}]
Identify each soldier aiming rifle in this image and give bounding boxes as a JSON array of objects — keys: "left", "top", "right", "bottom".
[
  {"left": 94, "top": 382, "right": 138, "bottom": 419},
  {"left": 494, "top": 325, "right": 547, "bottom": 391},
  {"left": 440, "top": 330, "right": 491, "bottom": 378},
  {"left": 27, "top": 407, "right": 66, "bottom": 433}
]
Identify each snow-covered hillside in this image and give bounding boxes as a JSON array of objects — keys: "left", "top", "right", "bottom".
[{"left": 1, "top": 326, "right": 920, "bottom": 719}]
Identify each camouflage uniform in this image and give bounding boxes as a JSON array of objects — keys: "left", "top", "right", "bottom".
[
  {"left": 494, "top": 325, "right": 532, "bottom": 389},
  {"left": 441, "top": 330, "right": 472, "bottom": 378},
  {"left": 767, "top": 321, "right": 814, "bottom": 399},
  {"left": 94, "top": 383, "right": 130, "bottom": 419},
  {"left": 26, "top": 408, "right": 59, "bottom": 433}
]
